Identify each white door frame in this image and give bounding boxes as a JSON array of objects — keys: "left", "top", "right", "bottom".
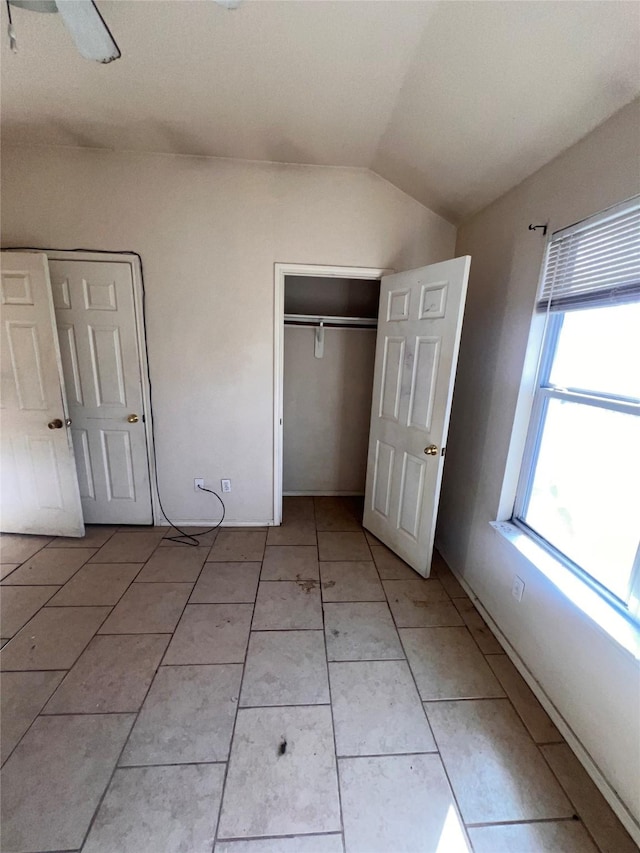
[
  {"left": 41, "top": 250, "right": 158, "bottom": 525},
  {"left": 273, "top": 262, "right": 391, "bottom": 525}
]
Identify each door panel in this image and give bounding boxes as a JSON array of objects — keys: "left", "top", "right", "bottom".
[
  {"left": 48, "top": 259, "right": 152, "bottom": 524},
  {"left": 364, "top": 256, "right": 471, "bottom": 576},
  {"left": 0, "top": 252, "right": 85, "bottom": 536}
]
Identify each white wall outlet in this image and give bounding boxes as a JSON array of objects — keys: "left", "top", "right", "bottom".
[
  {"left": 221, "top": 479, "right": 231, "bottom": 493},
  {"left": 194, "top": 478, "right": 204, "bottom": 492},
  {"left": 512, "top": 575, "right": 525, "bottom": 602}
]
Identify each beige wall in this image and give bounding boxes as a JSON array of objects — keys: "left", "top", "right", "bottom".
[
  {"left": 0, "top": 145, "right": 455, "bottom": 523},
  {"left": 283, "top": 326, "right": 376, "bottom": 494},
  {"left": 438, "top": 99, "right": 640, "bottom": 832}
]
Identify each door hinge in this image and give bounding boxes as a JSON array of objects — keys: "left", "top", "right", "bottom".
[{"left": 441, "top": 446, "right": 446, "bottom": 457}]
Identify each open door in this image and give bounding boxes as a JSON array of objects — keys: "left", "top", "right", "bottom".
[
  {"left": 0, "top": 252, "right": 85, "bottom": 537},
  {"left": 363, "top": 256, "right": 471, "bottom": 576}
]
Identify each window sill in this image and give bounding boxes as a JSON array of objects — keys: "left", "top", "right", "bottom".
[{"left": 490, "top": 521, "right": 640, "bottom": 661}]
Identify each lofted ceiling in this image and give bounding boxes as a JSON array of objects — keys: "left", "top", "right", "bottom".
[{"left": 1, "top": 0, "right": 639, "bottom": 222}]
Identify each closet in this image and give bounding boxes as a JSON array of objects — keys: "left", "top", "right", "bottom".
[{"left": 283, "top": 275, "right": 380, "bottom": 495}]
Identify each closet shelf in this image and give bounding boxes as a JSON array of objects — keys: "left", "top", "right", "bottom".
[{"left": 284, "top": 313, "right": 377, "bottom": 328}]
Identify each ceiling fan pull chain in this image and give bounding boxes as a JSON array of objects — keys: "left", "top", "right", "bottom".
[{"left": 6, "top": 1, "right": 17, "bottom": 52}]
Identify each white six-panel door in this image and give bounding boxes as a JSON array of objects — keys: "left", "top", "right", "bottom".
[
  {"left": 0, "top": 252, "right": 85, "bottom": 536},
  {"left": 47, "top": 259, "right": 153, "bottom": 525},
  {"left": 363, "top": 256, "right": 471, "bottom": 576}
]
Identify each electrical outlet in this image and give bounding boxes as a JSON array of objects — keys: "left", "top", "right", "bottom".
[
  {"left": 221, "top": 479, "right": 231, "bottom": 493},
  {"left": 512, "top": 575, "right": 525, "bottom": 602},
  {"left": 194, "top": 478, "right": 204, "bottom": 492}
]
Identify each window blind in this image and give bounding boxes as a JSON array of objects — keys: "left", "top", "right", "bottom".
[{"left": 537, "top": 198, "right": 640, "bottom": 312}]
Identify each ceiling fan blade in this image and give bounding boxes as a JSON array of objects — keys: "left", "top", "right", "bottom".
[{"left": 55, "top": 0, "right": 120, "bottom": 63}]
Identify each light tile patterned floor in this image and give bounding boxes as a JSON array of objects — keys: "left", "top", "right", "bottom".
[{"left": 0, "top": 497, "right": 636, "bottom": 853}]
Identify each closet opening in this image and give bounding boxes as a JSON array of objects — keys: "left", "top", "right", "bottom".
[{"left": 273, "top": 263, "right": 389, "bottom": 525}]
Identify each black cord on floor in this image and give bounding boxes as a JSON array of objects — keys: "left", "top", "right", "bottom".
[{"left": 4, "top": 245, "right": 225, "bottom": 546}]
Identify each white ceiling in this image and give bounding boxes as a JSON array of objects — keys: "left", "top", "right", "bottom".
[{"left": 2, "top": 0, "right": 639, "bottom": 222}]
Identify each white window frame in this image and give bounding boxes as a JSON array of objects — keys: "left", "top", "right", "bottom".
[{"left": 511, "top": 202, "right": 640, "bottom": 622}]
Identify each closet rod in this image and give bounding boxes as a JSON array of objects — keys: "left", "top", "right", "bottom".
[{"left": 284, "top": 313, "right": 377, "bottom": 327}]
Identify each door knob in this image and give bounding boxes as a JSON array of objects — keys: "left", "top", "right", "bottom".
[
  {"left": 424, "top": 444, "right": 438, "bottom": 456},
  {"left": 127, "top": 414, "right": 139, "bottom": 423},
  {"left": 48, "top": 419, "right": 63, "bottom": 430}
]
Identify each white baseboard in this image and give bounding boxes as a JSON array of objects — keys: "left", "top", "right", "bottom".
[
  {"left": 157, "top": 520, "right": 275, "bottom": 527},
  {"left": 283, "top": 491, "right": 364, "bottom": 497},
  {"left": 435, "top": 541, "right": 640, "bottom": 846}
]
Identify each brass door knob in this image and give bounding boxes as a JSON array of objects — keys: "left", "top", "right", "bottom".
[
  {"left": 424, "top": 444, "right": 438, "bottom": 456},
  {"left": 48, "top": 419, "right": 63, "bottom": 429},
  {"left": 127, "top": 414, "right": 139, "bottom": 423}
]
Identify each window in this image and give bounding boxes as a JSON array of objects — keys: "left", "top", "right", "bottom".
[{"left": 514, "top": 199, "right": 640, "bottom": 619}]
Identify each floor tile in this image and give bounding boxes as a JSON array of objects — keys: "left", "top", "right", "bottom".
[
  {"left": 218, "top": 705, "right": 340, "bottom": 838},
  {"left": 267, "top": 520, "right": 317, "bottom": 546},
  {"left": 0, "top": 564, "right": 20, "bottom": 581},
  {"left": 1, "top": 670, "right": 65, "bottom": 764},
  {"left": 43, "top": 634, "right": 169, "bottom": 713},
  {"left": 46, "top": 562, "right": 142, "bottom": 606},
  {"left": 216, "top": 835, "right": 344, "bottom": 853},
  {"left": 339, "top": 754, "right": 470, "bottom": 853},
  {"left": 426, "top": 699, "right": 573, "bottom": 823},
  {"left": 320, "top": 561, "right": 384, "bottom": 601},
  {"left": 0, "top": 533, "right": 52, "bottom": 564},
  {"left": 314, "top": 496, "right": 363, "bottom": 531},
  {"left": 468, "top": 820, "right": 599, "bottom": 853},
  {"left": 383, "top": 578, "right": 463, "bottom": 627},
  {"left": 90, "top": 530, "right": 165, "bottom": 563},
  {"left": 47, "top": 525, "right": 118, "bottom": 548},
  {"left": 487, "top": 654, "right": 563, "bottom": 743},
  {"left": 252, "top": 581, "right": 323, "bottom": 630},
  {"left": 240, "top": 630, "right": 329, "bottom": 706},
  {"left": 2, "top": 547, "right": 96, "bottom": 585},
  {"left": 135, "top": 546, "right": 209, "bottom": 582},
  {"left": 159, "top": 526, "right": 220, "bottom": 547},
  {"left": 454, "top": 597, "right": 503, "bottom": 653},
  {"left": 209, "top": 530, "right": 267, "bottom": 561},
  {"left": 190, "top": 562, "right": 261, "bottom": 603},
  {"left": 84, "top": 764, "right": 225, "bottom": 853},
  {"left": 0, "top": 606, "right": 110, "bottom": 670},
  {"left": 282, "top": 496, "right": 316, "bottom": 522},
  {"left": 0, "top": 713, "right": 134, "bottom": 852},
  {"left": 369, "top": 544, "right": 417, "bottom": 580},
  {"left": 261, "top": 545, "right": 319, "bottom": 581},
  {"left": 163, "top": 603, "right": 253, "bottom": 664},
  {"left": 318, "top": 532, "right": 371, "bottom": 561},
  {"left": 541, "top": 743, "right": 639, "bottom": 853},
  {"left": 324, "top": 602, "right": 404, "bottom": 661},
  {"left": 330, "top": 660, "right": 436, "bottom": 756},
  {"left": 120, "top": 664, "right": 241, "bottom": 765},
  {"left": 431, "top": 551, "right": 468, "bottom": 598},
  {"left": 99, "top": 582, "right": 192, "bottom": 634},
  {"left": 401, "top": 627, "right": 505, "bottom": 700},
  {"left": 0, "top": 585, "right": 58, "bottom": 636}
]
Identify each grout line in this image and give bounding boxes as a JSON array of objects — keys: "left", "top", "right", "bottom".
[
  {"left": 74, "top": 545, "right": 214, "bottom": 851},
  {"left": 374, "top": 554, "right": 476, "bottom": 845},
  {"left": 216, "top": 830, "right": 344, "bottom": 844},
  {"left": 238, "top": 702, "right": 332, "bottom": 710},
  {"left": 317, "top": 500, "right": 347, "bottom": 853},
  {"left": 535, "top": 741, "right": 603, "bottom": 850},
  {"left": 337, "top": 750, "right": 439, "bottom": 759},
  {"left": 422, "top": 696, "right": 511, "bottom": 704},
  {"left": 465, "top": 816, "right": 585, "bottom": 828},
  {"left": 116, "top": 759, "right": 227, "bottom": 769},
  {"left": 212, "top": 543, "right": 261, "bottom": 851}
]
